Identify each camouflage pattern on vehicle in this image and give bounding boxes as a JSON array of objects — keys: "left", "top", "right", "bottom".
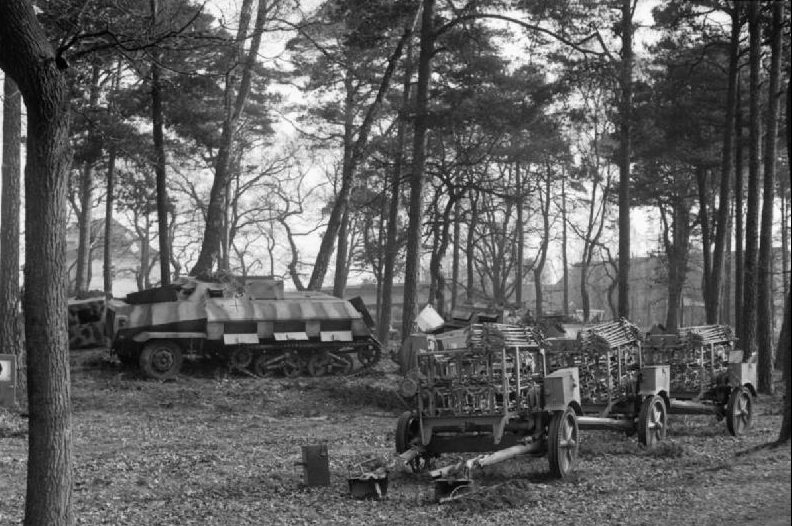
[
  {"left": 106, "top": 277, "right": 381, "bottom": 379},
  {"left": 68, "top": 298, "right": 106, "bottom": 350}
]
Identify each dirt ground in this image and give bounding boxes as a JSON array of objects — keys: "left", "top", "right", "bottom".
[{"left": 1, "top": 349, "right": 790, "bottom": 525}]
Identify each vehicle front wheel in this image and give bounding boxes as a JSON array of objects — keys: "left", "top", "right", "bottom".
[
  {"left": 139, "top": 340, "right": 183, "bottom": 380},
  {"left": 726, "top": 386, "right": 753, "bottom": 436},
  {"left": 396, "top": 411, "right": 430, "bottom": 473},
  {"left": 637, "top": 395, "right": 667, "bottom": 448},
  {"left": 547, "top": 406, "right": 579, "bottom": 479}
]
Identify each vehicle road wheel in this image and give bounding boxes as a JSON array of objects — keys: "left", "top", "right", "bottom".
[
  {"left": 547, "top": 406, "right": 579, "bottom": 479},
  {"left": 357, "top": 345, "right": 381, "bottom": 368},
  {"left": 139, "top": 340, "right": 183, "bottom": 380},
  {"left": 229, "top": 347, "right": 253, "bottom": 371},
  {"left": 726, "top": 386, "right": 753, "bottom": 436},
  {"left": 396, "top": 411, "right": 430, "bottom": 473},
  {"left": 638, "top": 395, "right": 667, "bottom": 448},
  {"left": 329, "top": 352, "right": 354, "bottom": 375},
  {"left": 253, "top": 353, "right": 281, "bottom": 377},
  {"left": 282, "top": 352, "right": 305, "bottom": 378},
  {"left": 307, "top": 352, "right": 331, "bottom": 377}
]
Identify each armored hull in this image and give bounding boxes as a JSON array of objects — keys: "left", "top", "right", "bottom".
[
  {"left": 68, "top": 297, "right": 106, "bottom": 349},
  {"left": 106, "top": 278, "right": 381, "bottom": 379}
]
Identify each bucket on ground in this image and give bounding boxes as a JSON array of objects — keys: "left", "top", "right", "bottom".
[{"left": 347, "top": 458, "right": 389, "bottom": 500}]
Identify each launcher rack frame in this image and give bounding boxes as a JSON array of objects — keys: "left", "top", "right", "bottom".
[
  {"left": 544, "top": 321, "right": 670, "bottom": 449},
  {"left": 642, "top": 327, "right": 756, "bottom": 437},
  {"left": 394, "top": 324, "right": 582, "bottom": 499}
]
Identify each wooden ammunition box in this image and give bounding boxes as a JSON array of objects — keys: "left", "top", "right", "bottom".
[
  {"left": 727, "top": 362, "right": 756, "bottom": 389},
  {"left": 544, "top": 368, "right": 580, "bottom": 412},
  {"left": 639, "top": 365, "right": 670, "bottom": 396}
]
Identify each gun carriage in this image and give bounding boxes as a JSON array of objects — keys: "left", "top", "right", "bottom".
[
  {"left": 642, "top": 325, "right": 755, "bottom": 436},
  {"left": 545, "top": 318, "right": 670, "bottom": 448},
  {"left": 394, "top": 323, "right": 581, "bottom": 499}
]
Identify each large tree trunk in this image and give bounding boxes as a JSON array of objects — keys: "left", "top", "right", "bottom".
[
  {"left": 75, "top": 163, "right": 93, "bottom": 297},
  {"left": 450, "top": 198, "right": 461, "bottom": 313},
  {"left": 401, "top": 0, "right": 434, "bottom": 340},
  {"left": 778, "top": 73, "right": 791, "bottom": 444},
  {"left": 377, "top": 39, "right": 413, "bottom": 343},
  {"left": 781, "top": 189, "right": 789, "bottom": 298},
  {"left": 435, "top": 274, "right": 446, "bottom": 318},
  {"left": 466, "top": 192, "right": 479, "bottom": 302},
  {"left": 428, "top": 191, "right": 456, "bottom": 309},
  {"left": 617, "top": 0, "right": 633, "bottom": 319},
  {"left": 735, "top": 83, "right": 745, "bottom": 340},
  {"left": 332, "top": 69, "right": 356, "bottom": 297},
  {"left": 103, "top": 146, "right": 116, "bottom": 298},
  {"left": 191, "top": 0, "right": 262, "bottom": 276},
  {"left": 0, "top": 1, "right": 74, "bottom": 524},
  {"left": 24, "top": 78, "right": 73, "bottom": 526},
  {"left": 307, "top": 14, "right": 417, "bottom": 290},
  {"left": 281, "top": 220, "right": 306, "bottom": 291},
  {"left": 534, "top": 174, "right": 551, "bottom": 320},
  {"left": 373, "top": 215, "right": 384, "bottom": 326},
  {"left": 580, "top": 262, "right": 590, "bottom": 322},
  {"left": 756, "top": 0, "right": 782, "bottom": 394},
  {"left": 663, "top": 199, "right": 690, "bottom": 332},
  {"left": 561, "top": 174, "right": 569, "bottom": 316},
  {"left": 742, "top": 0, "right": 761, "bottom": 360},
  {"left": 220, "top": 177, "right": 230, "bottom": 271},
  {"left": 606, "top": 266, "right": 618, "bottom": 320},
  {"left": 580, "top": 166, "right": 610, "bottom": 323},
  {"left": 1, "top": 76, "right": 23, "bottom": 392},
  {"left": 151, "top": 0, "right": 171, "bottom": 286},
  {"left": 778, "top": 290, "right": 791, "bottom": 443},
  {"left": 696, "top": 167, "right": 712, "bottom": 320},
  {"left": 377, "top": 158, "right": 403, "bottom": 341},
  {"left": 428, "top": 205, "right": 440, "bottom": 304},
  {"left": 75, "top": 63, "right": 101, "bottom": 298},
  {"left": 103, "top": 61, "right": 121, "bottom": 299},
  {"left": 332, "top": 208, "right": 349, "bottom": 297},
  {"left": 515, "top": 162, "right": 524, "bottom": 305},
  {"left": 721, "top": 203, "right": 733, "bottom": 325},
  {"left": 707, "top": 4, "right": 741, "bottom": 324},
  {"left": 136, "top": 213, "right": 152, "bottom": 290}
]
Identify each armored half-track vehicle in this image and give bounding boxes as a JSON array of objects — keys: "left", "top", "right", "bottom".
[{"left": 106, "top": 277, "right": 381, "bottom": 380}]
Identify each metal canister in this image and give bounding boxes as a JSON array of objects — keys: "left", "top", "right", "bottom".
[{"left": 298, "top": 444, "right": 330, "bottom": 487}]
